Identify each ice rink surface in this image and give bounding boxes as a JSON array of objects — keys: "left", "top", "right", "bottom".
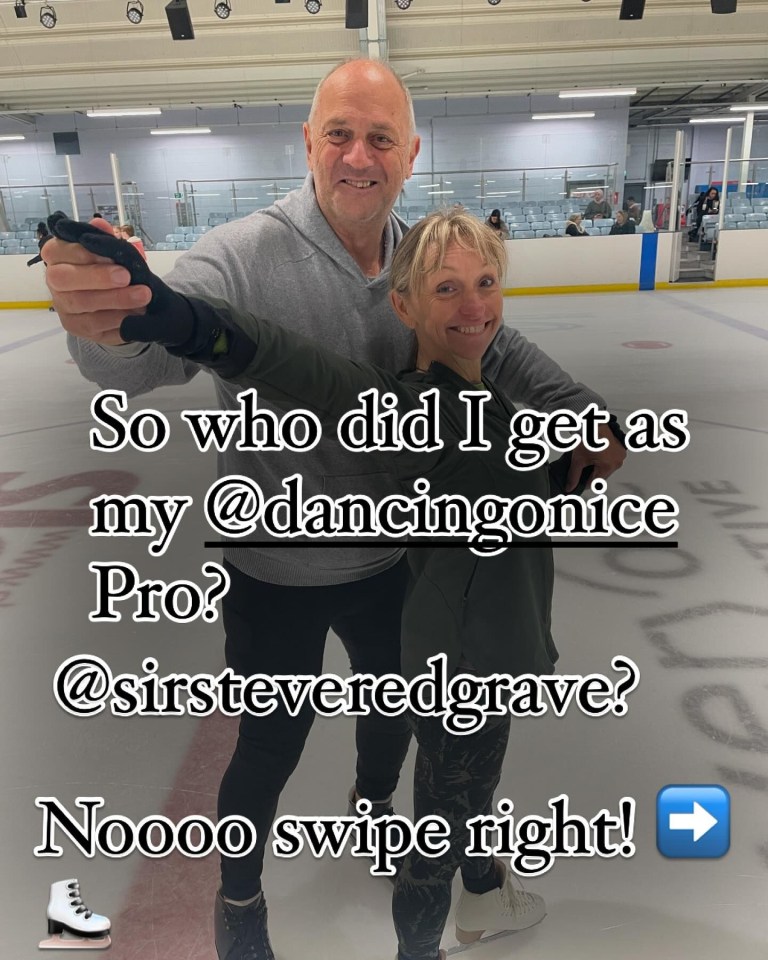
[{"left": 1, "top": 288, "right": 766, "bottom": 958}]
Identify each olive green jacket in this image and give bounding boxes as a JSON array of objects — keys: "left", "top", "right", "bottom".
[{"left": 209, "top": 305, "right": 557, "bottom": 681}]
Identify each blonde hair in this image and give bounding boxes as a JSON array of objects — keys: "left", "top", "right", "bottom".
[
  {"left": 120, "top": 224, "right": 135, "bottom": 237},
  {"left": 390, "top": 209, "right": 507, "bottom": 297}
]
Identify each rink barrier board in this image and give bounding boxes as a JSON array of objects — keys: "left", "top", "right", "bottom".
[{"left": 1, "top": 231, "right": 766, "bottom": 307}]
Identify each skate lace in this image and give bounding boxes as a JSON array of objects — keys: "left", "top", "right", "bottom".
[
  {"left": 498, "top": 874, "right": 539, "bottom": 918},
  {"left": 66, "top": 881, "right": 93, "bottom": 920}
]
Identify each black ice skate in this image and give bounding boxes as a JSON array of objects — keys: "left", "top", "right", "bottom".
[
  {"left": 214, "top": 890, "right": 275, "bottom": 960},
  {"left": 39, "top": 878, "right": 111, "bottom": 950}
]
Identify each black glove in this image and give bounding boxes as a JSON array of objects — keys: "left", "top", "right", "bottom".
[
  {"left": 49, "top": 218, "right": 255, "bottom": 373},
  {"left": 548, "top": 453, "right": 594, "bottom": 497},
  {"left": 547, "top": 416, "right": 626, "bottom": 496}
]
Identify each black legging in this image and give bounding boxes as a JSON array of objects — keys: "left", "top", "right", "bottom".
[
  {"left": 392, "top": 710, "right": 511, "bottom": 960},
  {"left": 218, "top": 556, "right": 412, "bottom": 900}
]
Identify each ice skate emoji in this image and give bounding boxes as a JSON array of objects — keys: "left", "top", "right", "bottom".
[{"left": 38, "top": 879, "right": 111, "bottom": 950}]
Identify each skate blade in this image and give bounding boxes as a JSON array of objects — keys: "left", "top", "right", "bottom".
[
  {"left": 39, "top": 933, "right": 111, "bottom": 950},
  {"left": 446, "top": 921, "right": 546, "bottom": 956},
  {"left": 446, "top": 929, "right": 521, "bottom": 955}
]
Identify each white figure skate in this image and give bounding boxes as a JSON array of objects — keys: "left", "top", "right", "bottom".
[
  {"left": 39, "top": 879, "right": 111, "bottom": 950},
  {"left": 447, "top": 862, "right": 546, "bottom": 955}
]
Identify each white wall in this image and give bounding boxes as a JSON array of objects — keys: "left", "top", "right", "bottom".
[
  {"left": 714, "top": 230, "right": 768, "bottom": 281},
  {"left": 1, "top": 235, "right": 677, "bottom": 306},
  {"left": 503, "top": 235, "right": 644, "bottom": 290}
]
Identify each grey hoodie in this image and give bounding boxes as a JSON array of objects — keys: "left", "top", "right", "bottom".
[{"left": 68, "top": 175, "right": 603, "bottom": 586}]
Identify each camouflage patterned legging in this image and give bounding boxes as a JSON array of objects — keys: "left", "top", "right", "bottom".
[{"left": 392, "top": 710, "right": 512, "bottom": 960}]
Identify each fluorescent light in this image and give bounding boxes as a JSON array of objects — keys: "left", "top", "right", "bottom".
[
  {"left": 729, "top": 104, "right": 768, "bottom": 113},
  {"left": 427, "top": 190, "right": 455, "bottom": 194},
  {"left": 150, "top": 127, "right": 211, "bottom": 135},
  {"left": 190, "top": 193, "right": 220, "bottom": 197},
  {"left": 0, "top": 135, "right": 25, "bottom": 141},
  {"left": 418, "top": 183, "right": 441, "bottom": 188},
  {"left": 689, "top": 117, "right": 744, "bottom": 124},
  {"left": 87, "top": 108, "right": 162, "bottom": 117},
  {"left": 559, "top": 87, "right": 636, "bottom": 98},
  {"left": 531, "top": 112, "right": 595, "bottom": 120}
]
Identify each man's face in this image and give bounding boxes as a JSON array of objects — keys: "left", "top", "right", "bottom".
[
  {"left": 594, "top": 190, "right": 604, "bottom": 202},
  {"left": 304, "top": 63, "right": 420, "bottom": 232}
]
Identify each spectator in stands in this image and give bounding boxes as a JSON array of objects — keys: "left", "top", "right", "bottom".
[
  {"left": 622, "top": 196, "right": 641, "bottom": 221},
  {"left": 565, "top": 213, "right": 588, "bottom": 237},
  {"left": 687, "top": 191, "right": 708, "bottom": 242},
  {"left": 484, "top": 208, "right": 510, "bottom": 239},
  {"left": 585, "top": 189, "right": 612, "bottom": 220},
  {"left": 609, "top": 210, "right": 636, "bottom": 235},
  {"left": 701, "top": 187, "right": 720, "bottom": 217},
  {"left": 120, "top": 223, "right": 147, "bottom": 260}
]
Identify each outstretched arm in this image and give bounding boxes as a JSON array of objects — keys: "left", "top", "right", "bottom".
[{"left": 49, "top": 219, "right": 417, "bottom": 426}]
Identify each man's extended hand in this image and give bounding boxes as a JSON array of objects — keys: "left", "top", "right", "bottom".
[{"left": 44, "top": 217, "right": 152, "bottom": 345}]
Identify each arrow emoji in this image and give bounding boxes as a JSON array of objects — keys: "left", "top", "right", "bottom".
[{"left": 669, "top": 802, "right": 718, "bottom": 842}]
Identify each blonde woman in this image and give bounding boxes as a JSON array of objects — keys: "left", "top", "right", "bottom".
[{"left": 565, "top": 212, "right": 588, "bottom": 237}]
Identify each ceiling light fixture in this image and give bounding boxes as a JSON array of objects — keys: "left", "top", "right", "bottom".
[
  {"left": 304, "top": 0, "right": 321, "bottom": 12},
  {"left": 729, "top": 104, "right": 768, "bottom": 112},
  {"left": 394, "top": 0, "right": 411, "bottom": 7},
  {"left": 0, "top": 134, "right": 26, "bottom": 141},
  {"left": 689, "top": 116, "right": 745, "bottom": 124},
  {"left": 487, "top": 0, "right": 501, "bottom": 5},
  {"left": 14, "top": 1, "right": 27, "bottom": 18},
  {"left": 150, "top": 127, "right": 212, "bottom": 135},
  {"left": 214, "top": 0, "right": 232, "bottom": 17},
  {"left": 39, "top": 4, "right": 57, "bottom": 28},
  {"left": 531, "top": 112, "right": 595, "bottom": 120},
  {"left": 559, "top": 87, "right": 636, "bottom": 98},
  {"left": 87, "top": 108, "right": 162, "bottom": 117},
  {"left": 126, "top": 0, "right": 143, "bottom": 23}
]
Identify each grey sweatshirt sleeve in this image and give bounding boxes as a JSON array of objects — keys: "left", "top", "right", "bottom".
[
  {"left": 480, "top": 324, "right": 606, "bottom": 413},
  {"left": 66, "top": 336, "right": 202, "bottom": 397}
]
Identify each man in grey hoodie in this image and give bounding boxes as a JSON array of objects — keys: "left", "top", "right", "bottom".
[{"left": 44, "top": 59, "right": 625, "bottom": 960}]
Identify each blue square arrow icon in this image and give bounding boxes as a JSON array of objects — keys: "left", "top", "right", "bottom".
[{"left": 657, "top": 785, "right": 730, "bottom": 859}]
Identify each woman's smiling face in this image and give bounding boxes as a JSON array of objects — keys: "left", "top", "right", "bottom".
[{"left": 391, "top": 244, "right": 503, "bottom": 380}]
